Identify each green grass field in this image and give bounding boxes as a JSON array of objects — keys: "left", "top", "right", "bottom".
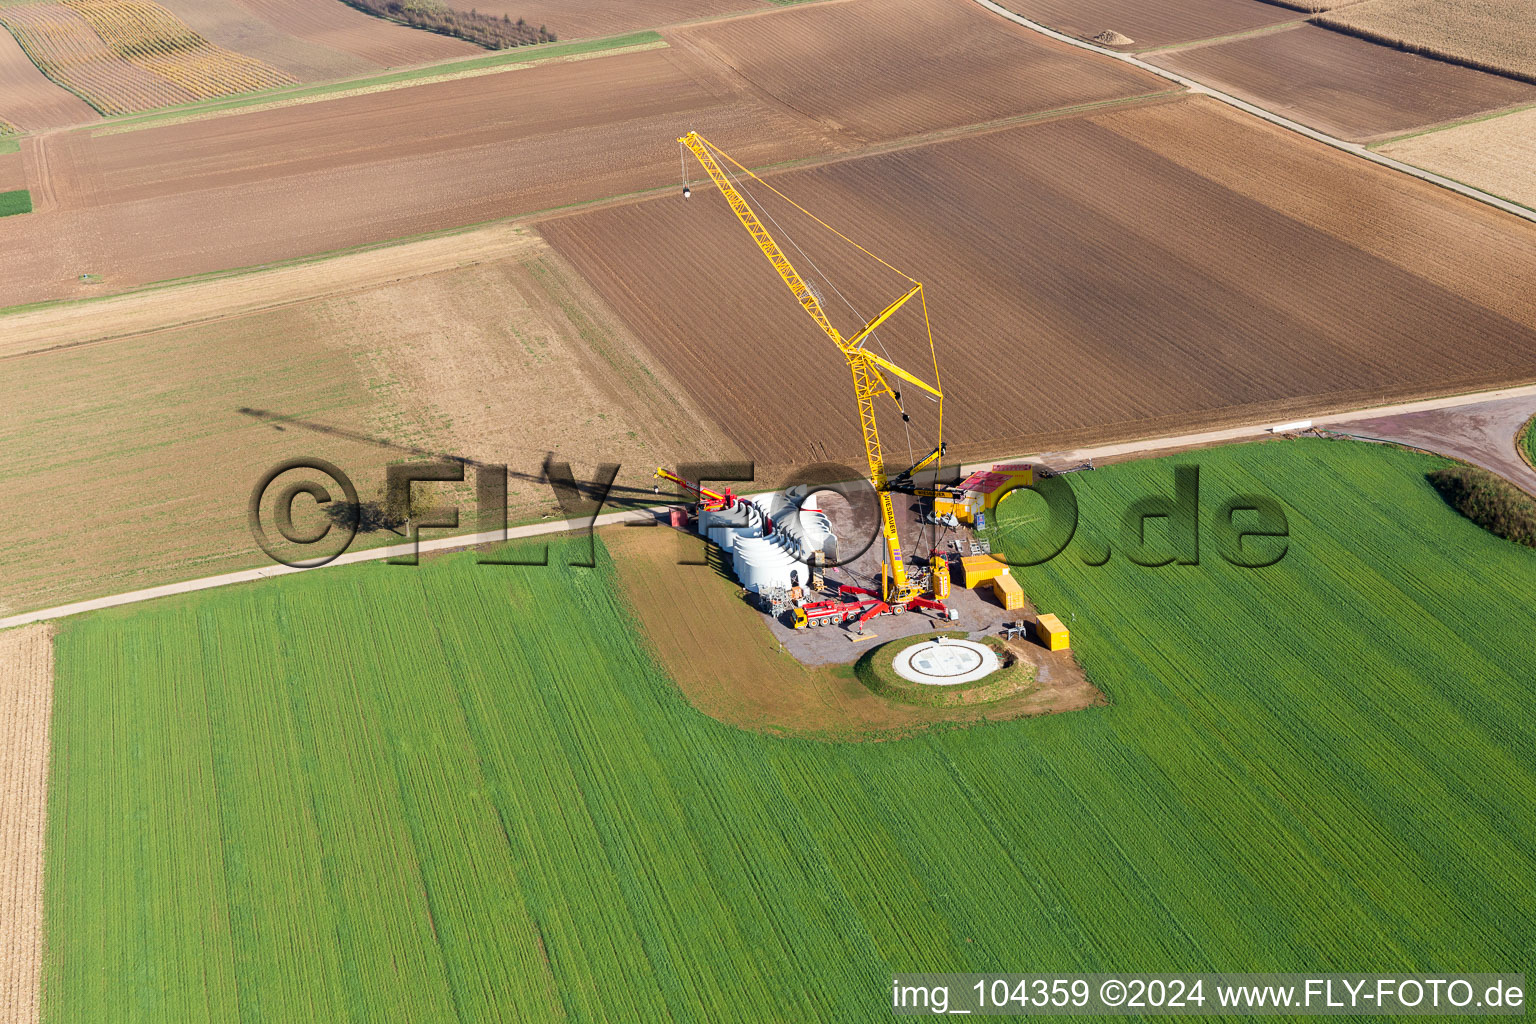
[
  {"left": 0, "top": 188, "right": 31, "bottom": 216},
  {"left": 45, "top": 440, "right": 1536, "bottom": 1022},
  {"left": 1522, "top": 414, "right": 1536, "bottom": 469}
]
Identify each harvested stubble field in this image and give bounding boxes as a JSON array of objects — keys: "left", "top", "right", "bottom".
[
  {"left": 0, "top": 227, "right": 736, "bottom": 616},
  {"left": 469, "top": 0, "right": 768, "bottom": 39},
  {"left": 44, "top": 440, "right": 1536, "bottom": 1022},
  {"left": 1381, "top": 106, "right": 1536, "bottom": 210},
  {"left": 1318, "top": 0, "right": 1536, "bottom": 83},
  {"left": 990, "top": 0, "right": 1299, "bottom": 48},
  {"left": 1151, "top": 23, "right": 1536, "bottom": 141},
  {"left": 228, "top": 0, "right": 479, "bottom": 67},
  {"left": 0, "top": 0, "right": 294, "bottom": 115},
  {"left": 542, "top": 96, "right": 1536, "bottom": 471},
  {"left": 0, "top": 625, "right": 50, "bottom": 1024},
  {"left": 669, "top": 0, "right": 1165, "bottom": 141},
  {"left": 0, "top": 42, "right": 837, "bottom": 307},
  {"left": 153, "top": 0, "right": 378, "bottom": 81}
]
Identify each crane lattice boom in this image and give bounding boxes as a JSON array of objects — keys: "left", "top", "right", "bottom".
[{"left": 678, "top": 131, "right": 943, "bottom": 602}]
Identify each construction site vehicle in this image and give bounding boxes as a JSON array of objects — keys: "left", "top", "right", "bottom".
[
  {"left": 679, "top": 130, "right": 943, "bottom": 607},
  {"left": 837, "top": 583, "right": 957, "bottom": 624},
  {"left": 991, "top": 573, "right": 1024, "bottom": 611},
  {"left": 1037, "top": 613, "right": 1070, "bottom": 651},
  {"left": 959, "top": 554, "right": 1009, "bottom": 589},
  {"left": 792, "top": 597, "right": 886, "bottom": 631}
]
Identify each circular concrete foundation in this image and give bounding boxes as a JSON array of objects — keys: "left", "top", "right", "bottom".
[{"left": 891, "top": 638, "right": 999, "bottom": 686}]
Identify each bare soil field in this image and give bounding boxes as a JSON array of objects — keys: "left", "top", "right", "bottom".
[
  {"left": 0, "top": 22, "right": 97, "bottom": 129},
  {"left": 542, "top": 95, "right": 1536, "bottom": 471},
  {"left": 1152, "top": 23, "right": 1536, "bottom": 141},
  {"left": 1381, "top": 106, "right": 1536, "bottom": 209},
  {"left": 471, "top": 0, "right": 768, "bottom": 39},
  {"left": 1318, "top": 0, "right": 1536, "bottom": 83},
  {"left": 0, "top": 228, "right": 737, "bottom": 615},
  {"left": 0, "top": 148, "right": 21, "bottom": 189},
  {"left": 230, "top": 0, "right": 479, "bottom": 66},
  {"left": 670, "top": 0, "right": 1167, "bottom": 142},
  {"left": 991, "top": 0, "right": 1299, "bottom": 49},
  {"left": 0, "top": 43, "right": 838, "bottom": 307},
  {"left": 606, "top": 525, "right": 1102, "bottom": 739},
  {"left": 156, "top": 0, "right": 378, "bottom": 81},
  {"left": 0, "top": 623, "right": 50, "bottom": 1024}
]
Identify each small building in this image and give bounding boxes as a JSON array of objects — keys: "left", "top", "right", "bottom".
[{"left": 956, "top": 462, "right": 1035, "bottom": 516}]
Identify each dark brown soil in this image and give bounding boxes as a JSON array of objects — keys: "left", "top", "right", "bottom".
[{"left": 1152, "top": 24, "right": 1536, "bottom": 141}]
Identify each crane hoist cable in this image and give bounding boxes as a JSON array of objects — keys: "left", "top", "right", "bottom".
[
  {"left": 710, "top": 154, "right": 922, "bottom": 472},
  {"left": 677, "top": 130, "right": 944, "bottom": 605}
]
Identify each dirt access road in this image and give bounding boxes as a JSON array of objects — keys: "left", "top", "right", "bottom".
[
  {"left": 1339, "top": 393, "right": 1536, "bottom": 495},
  {"left": 7, "top": 383, "right": 1536, "bottom": 632},
  {"left": 0, "top": 625, "right": 50, "bottom": 1024}
]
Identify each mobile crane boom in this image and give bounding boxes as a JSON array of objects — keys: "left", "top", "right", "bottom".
[{"left": 678, "top": 131, "right": 943, "bottom": 603}]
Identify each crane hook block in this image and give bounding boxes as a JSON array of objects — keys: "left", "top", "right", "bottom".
[{"left": 682, "top": 186, "right": 692, "bottom": 199}]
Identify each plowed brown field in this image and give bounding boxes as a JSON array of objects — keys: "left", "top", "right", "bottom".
[
  {"left": 471, "top": 0, "right": 769, "bottom": 39},
  {"left": 0, "top": 24, "right": 97, "bottom": 129},
  {"left": 231, "top": 0, "right": 479, "bottom": 66},
  {"left": 992, "top": 0, "right": 1299, "bottom": 48},
  {"left": 1152, "top": 24, "right": 1536, "bottom": 141},
  {"left": 0, "top": 43, "right": 839, "bottom": 307},
  {"left": 542, "top": 96, "right": 1536, "bottom": 470},
  {"left": 670, "top": 0, "right": 1166, "bottom": 141},
  {"left": 0, "top": 623, "right": 51, "bottom": 1024}
]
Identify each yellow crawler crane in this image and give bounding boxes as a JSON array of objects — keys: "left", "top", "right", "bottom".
[{"left": 678, "top": 131, "right": 943, "bottom": 604}]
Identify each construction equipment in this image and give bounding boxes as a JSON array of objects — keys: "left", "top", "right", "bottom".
[
  {"left": 654, "top": 467, "right": 773, "bottom": 534},
  {"left": 836, "top": 584, "right": 956, "bottom": 624},
  {"left": 679, "top": 131, "right": 943, "bottom": 607},
  {"left": 930, "top": 553, "right": 950, "bottom": 599},
  {"left": 792, "top": 596, "right": 886, "bottom": 631}
]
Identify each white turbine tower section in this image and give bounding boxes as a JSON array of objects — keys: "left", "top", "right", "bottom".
[{"left": 701, "top": 489, "right": 838, "bottom": 594}]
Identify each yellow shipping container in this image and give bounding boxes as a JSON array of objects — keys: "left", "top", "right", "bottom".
[
  {"left": 959, "top": 554, "right": 1009, "bottom": 589},
  {"left": 1037, "top": 612, "right": 1070, "bottom": 651},
  {"left": 991, "top": 573, "right": 1024, "bottom": 611}
]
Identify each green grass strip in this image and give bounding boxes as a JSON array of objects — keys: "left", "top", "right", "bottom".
[{"left": 0, "top": 188, "right": 31, "bottom": 216}]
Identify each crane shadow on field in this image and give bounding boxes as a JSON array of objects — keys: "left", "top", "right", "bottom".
[{"left": 236, "top": 406, "right": 666, "bottom": 507}]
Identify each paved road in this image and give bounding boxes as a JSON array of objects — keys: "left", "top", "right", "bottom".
[
  {"left": 969, "top": 0, "right": 1536, "bottom": 227},
  {"left": 6, "top": 383, "right": 1536, "bottom": 631}
]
